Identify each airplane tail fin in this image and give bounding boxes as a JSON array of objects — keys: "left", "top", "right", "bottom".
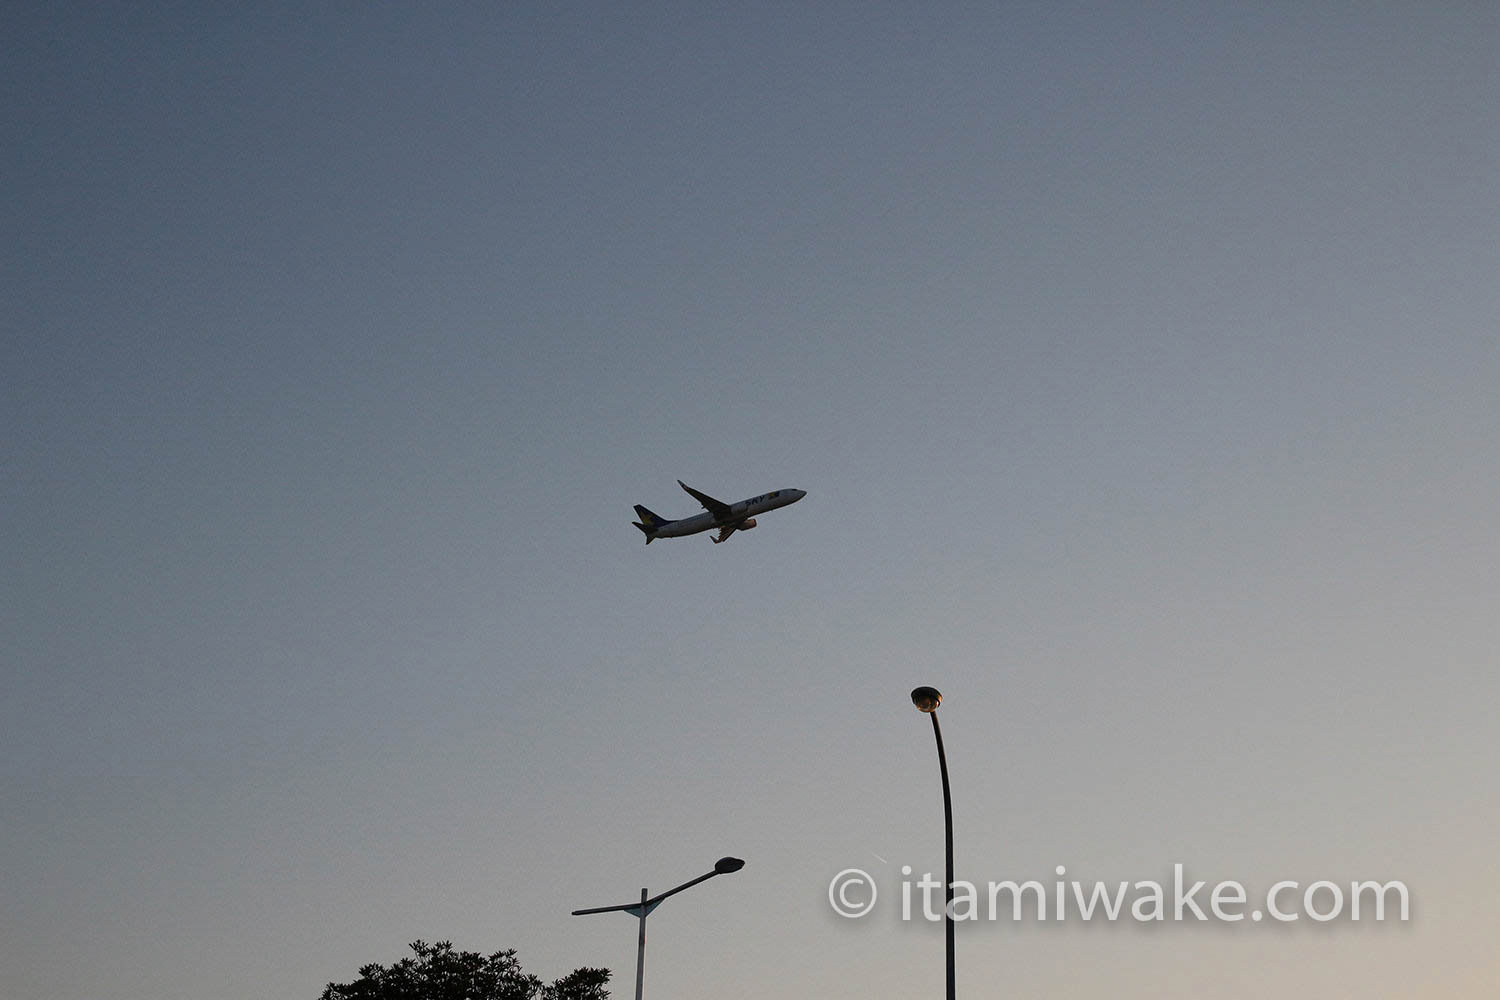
[{"left": 632, "top": 505, "right": 667, "bottom": 544}]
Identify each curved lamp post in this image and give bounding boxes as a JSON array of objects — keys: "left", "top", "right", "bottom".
[
  {"left": 911, "top": 685, "right": 955, "bottom": 1000},
  {"left": 572, "top": 856, "right": 745, "bottom": 1000}
]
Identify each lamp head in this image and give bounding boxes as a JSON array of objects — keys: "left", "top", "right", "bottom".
[
  {"left": 714, "top": 856, "right": 746, "bottom": 875},
  {"left": 910, "top": 686, "right": 943, "bottom": 712}
]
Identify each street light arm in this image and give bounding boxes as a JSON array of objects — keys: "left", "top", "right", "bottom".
[
  {"left": 571, "top": 901, "right": 648, "bottom": 916},
  {"left": 643, "top": 868, "right": 719, "bottom": 908},
  {"left": 572, "top": 857, "right": 744, "bottom": 916}
]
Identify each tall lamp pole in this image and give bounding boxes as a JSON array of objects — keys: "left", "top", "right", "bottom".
[
  {"left": 571, "top": 856, "right": 745, "bottom": 1000},
  {"left": 911, "top": 685, "right": 955, "bottom": 1000}
]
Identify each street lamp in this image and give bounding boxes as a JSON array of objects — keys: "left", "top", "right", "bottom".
[
  {"left": 572, "top": 856, "right": 745, "bottom": 1000},
  {"left": 911, "top": 685, "right": 955, "bottom": 1000}
]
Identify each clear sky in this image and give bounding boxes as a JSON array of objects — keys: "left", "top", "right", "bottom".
[{"left": 4, "top": 3, "right": 1497, "bottom": 998}]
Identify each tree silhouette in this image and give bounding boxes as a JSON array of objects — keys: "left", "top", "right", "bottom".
[{"left": 321, "top": 940, "right": 609, "bottom": 1000}]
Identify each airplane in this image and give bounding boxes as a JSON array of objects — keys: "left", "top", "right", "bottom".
[{"left": 632, "top": 481, "right": 807, "bottom": 544}]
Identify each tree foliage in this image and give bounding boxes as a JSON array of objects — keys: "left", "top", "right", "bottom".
[{"left": 321, "top": 940, "right": 609, "bottom": 1000}]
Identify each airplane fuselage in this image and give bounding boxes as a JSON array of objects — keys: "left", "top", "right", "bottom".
[{"left": 652, "top": 488, "right": 806, "bottom": 538}]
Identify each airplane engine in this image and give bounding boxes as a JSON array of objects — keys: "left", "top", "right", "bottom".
[{"left": 740, "top": 519, "right": 757, "bottom": 530}]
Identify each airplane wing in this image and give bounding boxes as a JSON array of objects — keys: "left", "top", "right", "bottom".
[
  {"left": 678, "top": 480, "right": 733, "bottom": 521},
  {"left": 710, "top": 523, "right": 739, "bottom": 544}
]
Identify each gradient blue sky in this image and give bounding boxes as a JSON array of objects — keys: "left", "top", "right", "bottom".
[{"left": 4, "top": 3, "right": 1498, "bottom": 998}]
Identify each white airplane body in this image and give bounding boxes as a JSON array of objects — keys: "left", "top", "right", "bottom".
[{"left": 633, "top": 481, "right": 807, "bottom": 544}]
